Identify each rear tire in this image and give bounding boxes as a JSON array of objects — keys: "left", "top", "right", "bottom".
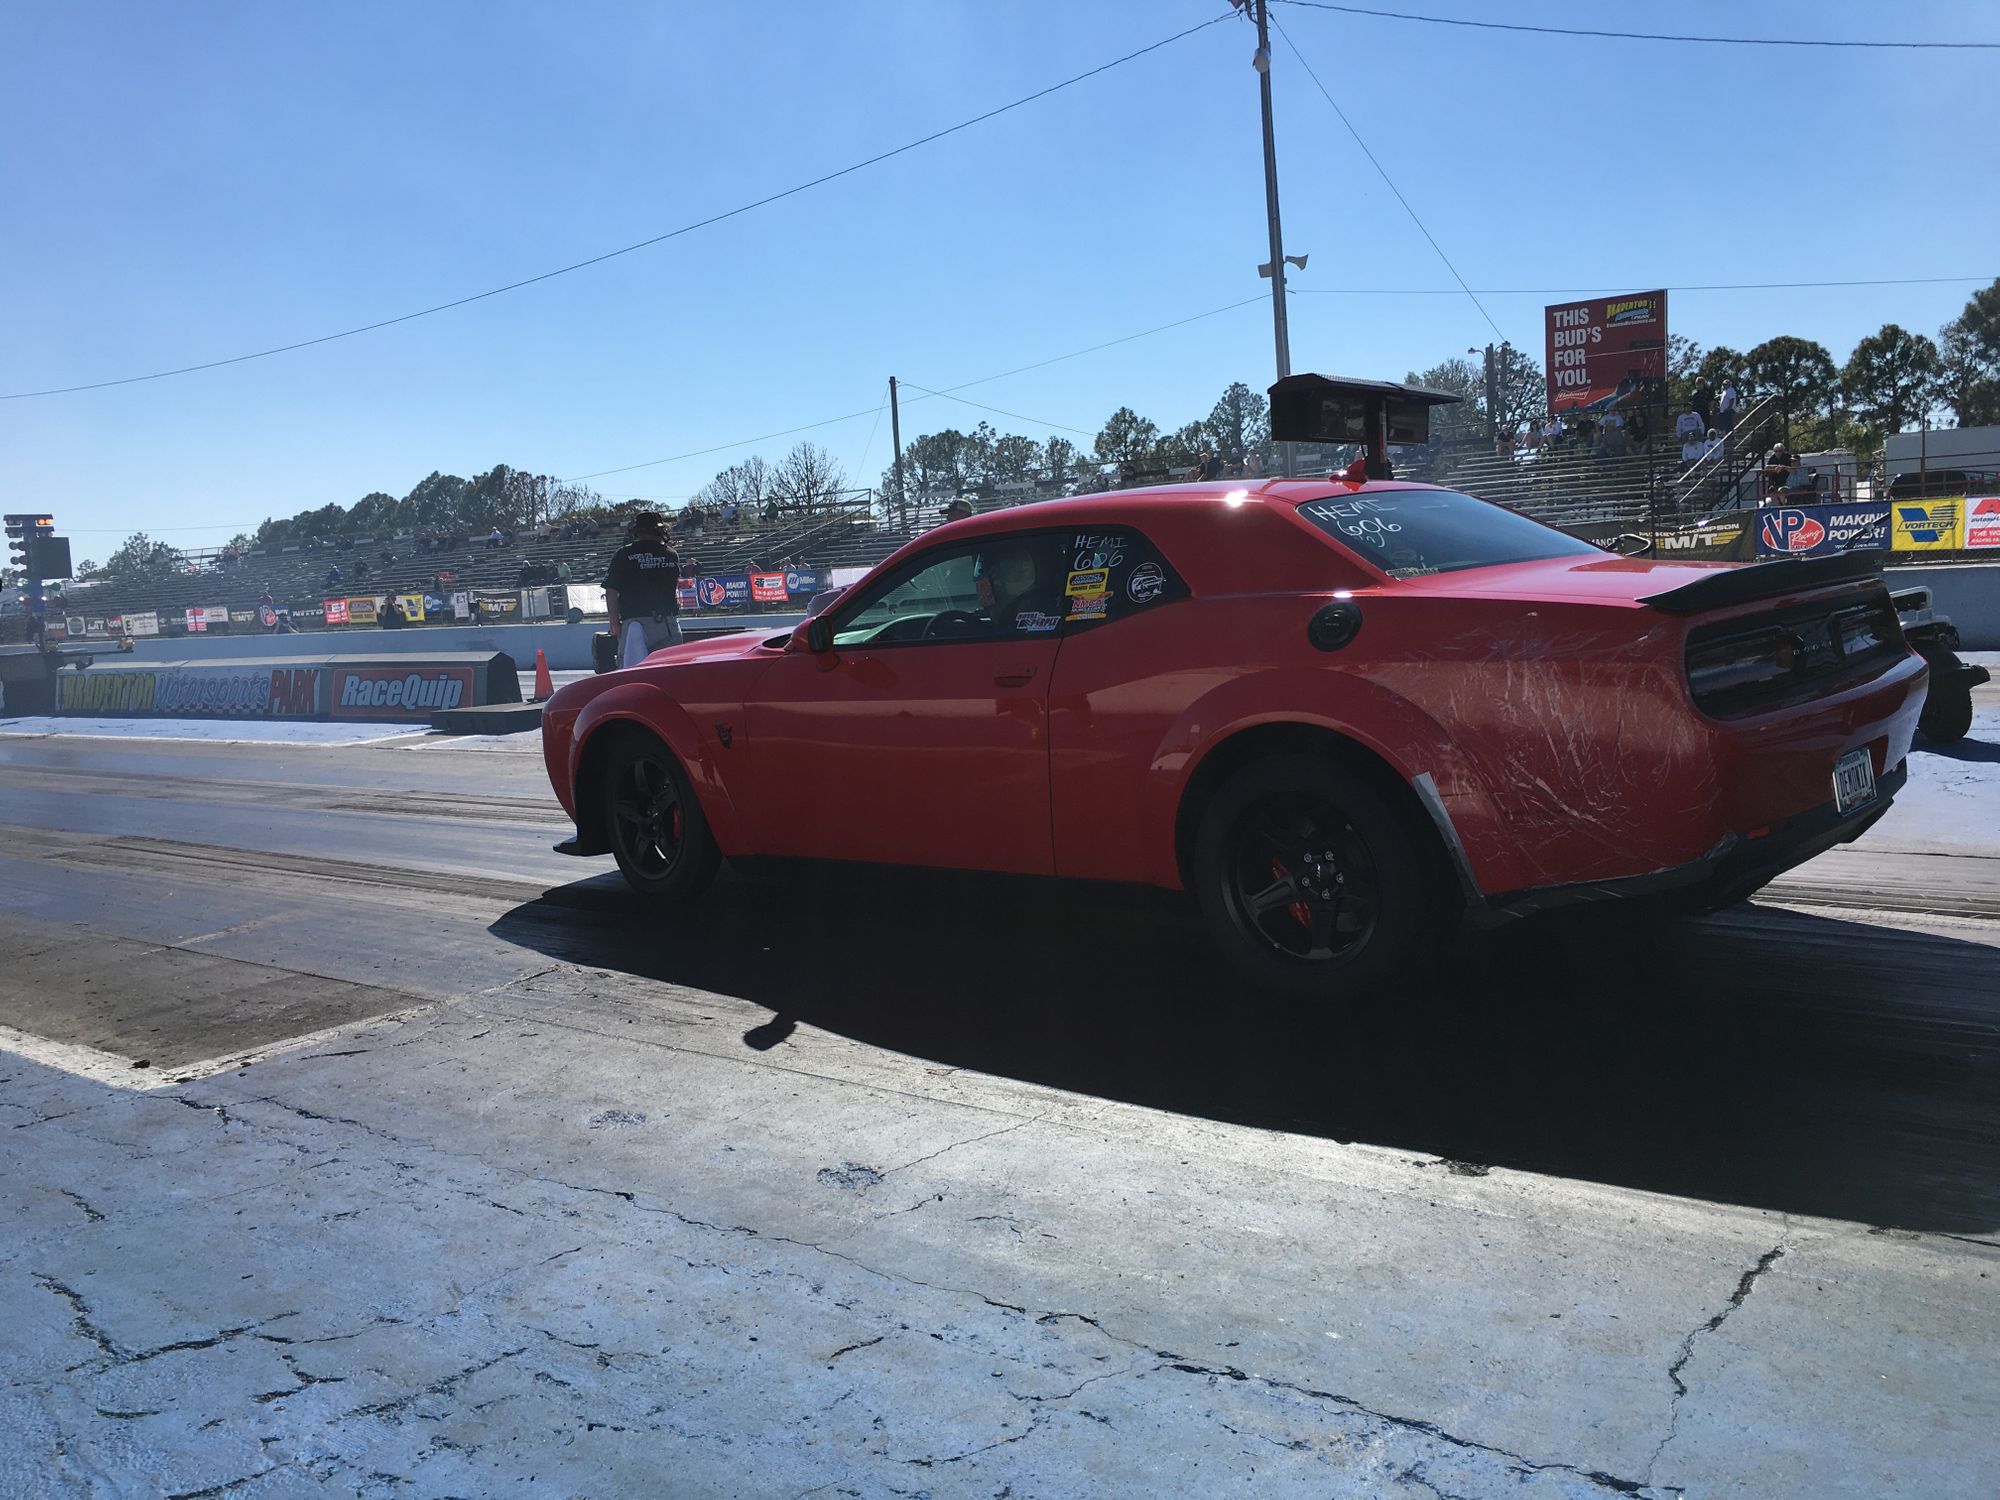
[
  {"left": 1918, "top": 681, "right": 1974, "bottom": 744},
  {"left": 1191, "top": 754, "right": 1434, "bottom": 999},
  {"left": 601, "top": 733, "right": 720, "bottom": 902}
]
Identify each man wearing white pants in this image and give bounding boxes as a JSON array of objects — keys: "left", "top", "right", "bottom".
[{"left": 603, "top": 511, "right": 687, "bottom": 669}]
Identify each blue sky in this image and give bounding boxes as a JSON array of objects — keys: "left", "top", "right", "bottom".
[{"left": 3, "top": 0, "right": 1994, "bottom": 556}]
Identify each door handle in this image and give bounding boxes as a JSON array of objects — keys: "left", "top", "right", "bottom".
[{"left": 993, "top": 668, "right": 1037, "bottom": 687}]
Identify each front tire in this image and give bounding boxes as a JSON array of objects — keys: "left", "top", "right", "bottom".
[
  {"left": 1191, "top": 755, "right": 1433, "bottom": 999},
  {"left": 602, "top": 734, "right": 720, "bottom": 902}
]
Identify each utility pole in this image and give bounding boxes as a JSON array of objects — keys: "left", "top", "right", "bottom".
[
  {"left": 888, "top": 376, "right": 907, "bottom": 530},
  {"left": 1250, "top": 0, "right": 1294, "bottom": 476}
]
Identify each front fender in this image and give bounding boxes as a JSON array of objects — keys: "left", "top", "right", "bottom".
[
  {"left": 1144, "top": 666, "right": 1514, "bottom": 894},
  {"left": 570, "top": 681, "right": 748, "bottom": 854}
]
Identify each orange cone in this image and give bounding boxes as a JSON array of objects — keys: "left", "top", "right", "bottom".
[{"left": 532, "top": 648, "right": 554, "bottom": 702}]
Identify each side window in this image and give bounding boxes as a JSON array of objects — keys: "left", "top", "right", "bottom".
[
  {"left": 830, "top": 533, "right": 1071, "bottom": 648},
  {"left": 1060, "top": 526, "right": 1185, "bottom": 629}
]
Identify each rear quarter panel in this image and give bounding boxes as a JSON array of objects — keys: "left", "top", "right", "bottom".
[{"left": 1048, "top": 584, "right": 1720, "bottom": 896}]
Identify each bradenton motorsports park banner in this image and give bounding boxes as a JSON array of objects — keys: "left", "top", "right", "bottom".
[{"left": 1545, "top": 289, "right": 1669, "bottom": 416}]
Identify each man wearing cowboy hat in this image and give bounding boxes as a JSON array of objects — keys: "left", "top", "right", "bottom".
[{"left": 604, "top": 511, "right": 688, "bottom": 668}]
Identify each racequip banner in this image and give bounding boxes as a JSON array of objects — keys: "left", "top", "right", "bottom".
[
  {"left": 1964, "top": 496, "right": 2000, "bottom": 549},
  {"left": 1545, "top": 289, "right": 1669, "bottom": 416},
  {"left": 323, "top": 599, "right": 350, "bottom": 625},
  {"left": 1756, "top": 504, "right": 1892, "bottom": 558},
  {"left": 750, "top": 572, "right": 788, "bottom": 603},
  {"left": 1890, "top": 498, "right": 1964, "bottom": 552},
  {"left": 328, "top": 664, "right": 474, "bottom": 720}
]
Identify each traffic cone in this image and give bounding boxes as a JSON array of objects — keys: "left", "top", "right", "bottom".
[{"left": 532, "top": 648, "right": 554, "bottom": 702}]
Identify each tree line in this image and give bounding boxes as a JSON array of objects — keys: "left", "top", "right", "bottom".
[{"left": 74, "top": 279, "right": 2000, "bottom": 589}]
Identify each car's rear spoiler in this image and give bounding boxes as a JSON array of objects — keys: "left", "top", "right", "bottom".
[{"left": 1638, "top": 549, "right": 1886, "bottom": 616}]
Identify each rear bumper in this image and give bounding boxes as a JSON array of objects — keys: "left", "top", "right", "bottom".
[{"left": 1476, "top": 758, "right": 1906, "bottom": 924}]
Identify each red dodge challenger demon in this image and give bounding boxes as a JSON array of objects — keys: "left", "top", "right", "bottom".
[{"left": 541, "top": 477, "right": 1924, "bottom": 996}]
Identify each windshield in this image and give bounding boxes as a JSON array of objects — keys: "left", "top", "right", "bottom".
[{"left": 1297, "top": 488, "right": 1603, "bottom": 578}]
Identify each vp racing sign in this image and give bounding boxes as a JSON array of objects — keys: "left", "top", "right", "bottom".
[{"left": 1755, "top": 504, "right": 1890, "bottom": 558}]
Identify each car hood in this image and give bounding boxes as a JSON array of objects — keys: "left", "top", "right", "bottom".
[
  {"left": 641, "top": 628, "right": 785, "bottom": 666},
  {"left": 1387, "top": 554, "right": 1740, "bottom": 607}
]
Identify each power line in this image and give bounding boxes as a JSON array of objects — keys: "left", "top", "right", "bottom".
[
  {"left": 1272, "top": 0, "right": 2000, "bottom": 50},
  {"left": 1292, "top": 274, "right": 2000, "bottom": 295},
  {"left": 561, "top": 294, "right": 1266, "bottom": 483},
  {"left": 0, "top": 12, "right": 1233, "bottom": 403},
  {"left": 896, "top": 382, "right": 1096, "bottom": 437},
  {"left": 1270, "top": 15, "right": 1505, "bottom": 341}
]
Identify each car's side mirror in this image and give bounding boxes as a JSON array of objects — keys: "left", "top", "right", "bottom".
[{"left": 805, "top": 617, "right": 833, "bottom": 654}]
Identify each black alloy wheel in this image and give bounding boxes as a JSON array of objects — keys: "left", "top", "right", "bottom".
[
  {"left": 1226, "top": 795, "right": 1380, "bottom": 962},
  {"left": 602, "top": 734, "right": 720, "bottom": 901},
  {"left": 1192, "top": 755, "right": 1432, "bottom": 997}
]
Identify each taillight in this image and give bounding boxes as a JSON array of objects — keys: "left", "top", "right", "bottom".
[
  {"left": 1688, "top": 629, "right": 1797, "bottom": 702},
  {"left": 1833, "top": 604, "right": 1895, "bottom": 659}
]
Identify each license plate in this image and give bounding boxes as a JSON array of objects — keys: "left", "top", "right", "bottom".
[{"left": 1832, "top": 748, "right": 1876, "bottom": 814}]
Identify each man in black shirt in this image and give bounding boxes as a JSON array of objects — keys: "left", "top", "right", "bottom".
[{"left": 604, "top": 511, "right": 685, "bottom": 667}]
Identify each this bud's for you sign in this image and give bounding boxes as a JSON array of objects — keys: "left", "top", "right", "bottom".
[{"left": 1544, "top": 290, "right": 1668, "bottom": 417}]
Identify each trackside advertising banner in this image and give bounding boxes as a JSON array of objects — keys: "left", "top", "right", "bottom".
[
  {"left": 1756, "top": 504, "right": 1891, "bottom": 558},
  {"left": 328, "top": 665, "right": 474, "bottom": 720},
  {"left": 57, "top": 665, "right": 325, "bottom": 719},
  {"left": 1964, "top": 496, "right": 2000, "bottom": 549},
  {"left": 1544, "top": 289, "right": 1668, "bottom": 416},
  {"left": 695, "top": 573, "right": 752, "bottom": 609},
  {"left": 750, "top": 572, "right": 788, "bottom": 603},
  {"left": 1890, "top": 498, "right": 1964, "bottom": 552}
]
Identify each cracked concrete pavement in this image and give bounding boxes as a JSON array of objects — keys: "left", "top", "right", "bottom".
[
  {"left": 3, "top": 975, "right": 1995, "bottom": 1498},
  {"left": 1, "top": 729, "right": 1998, "bottom": 1496}
]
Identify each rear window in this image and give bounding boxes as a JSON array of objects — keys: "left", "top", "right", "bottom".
[{"left": 1297, "top": 488, "right": 1603, "bottom": 578}]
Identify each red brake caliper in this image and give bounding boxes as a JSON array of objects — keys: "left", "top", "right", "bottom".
[{"left": 1272, "top": 857, "right": 1312, "bottom": 932}]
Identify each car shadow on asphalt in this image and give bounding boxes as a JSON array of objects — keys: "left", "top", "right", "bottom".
[
  {"left": 1923, "top": 735, "right": 2000, "bottom": 764},
  {"left": 491, "top": 864, "right": 2000, "bottom": 1238}
]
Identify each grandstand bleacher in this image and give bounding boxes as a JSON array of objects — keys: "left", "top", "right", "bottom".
[{"left": 61, "top": 501, "right": 918, "bottom": 633}]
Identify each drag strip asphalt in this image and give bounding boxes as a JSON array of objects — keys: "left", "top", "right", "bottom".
[{"left": 1, "top": 730, "right": 1996, "bottom": 1497}]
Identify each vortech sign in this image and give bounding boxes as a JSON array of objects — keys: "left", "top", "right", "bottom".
[
  {"left": 1891, "top": 499, "right": 1964, "bottom": 552},
  {"left": 329, "top": 666, "right": 473, "bottom": 719}
]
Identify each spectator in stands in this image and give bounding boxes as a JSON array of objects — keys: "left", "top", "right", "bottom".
[
  {"left": 323, "top": 563, "right": 343, "bottom": 590},
  {"left": 719, "top": 500, "right": 741, "bottom": 528},
  {"left": 1627, "top": 405, "right": 1651, "bottom": 451},
  {"left": 1545, "top": 413, "right": 1565, "bottom": 449},
  {"left": 1196, "top": 451, "right": 1224, "bottom": 481},
  {"left": 352, "top": 558, "right": 371, "bottom": 583},
  {"left": 1598, "top": 415, "right": 1629, "bottom": 459},
  {"left": 555, "top": 558, "right": 572, "bottom": 584},
  {"left": 379, "top": 592, "right": 408, "bottom": 629},
  {"left": 1675, "top": 406, "right": 1706, "bottom": 446},
  {"left": 1681, "top": 428, "right": 1707, "bottom": 472},
  {"left": 486, "top": 525, "right": 505, "bottom": 549},
  {"left": 605, "top": 511, "right": 685, "bottom": 668},
  {"left": 1761, "top": 443, "right": 1796, "bottom": 502},
  {"left": 944, "top": 498, "right": 974, "bottom": 523},
  {"left": 1701, "top": 428, "right": 1724, "bottom": 464},
  {"left": 1689, "top": 380, "right": 1714, "bottom": 430},
  {"left": 1244, "top": 449, "right": 1263, "bottom": 478},
  {"left": 1717, "top": 382, "right": 1740, "bottom": 433},
  {"left": 259, "top": 586, "right": 275, "bottom": 606}
]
